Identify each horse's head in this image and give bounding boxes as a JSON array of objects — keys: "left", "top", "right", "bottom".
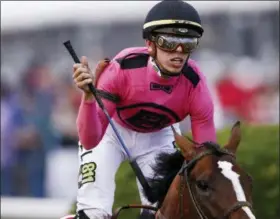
[{"left": 158, "top": 121, "right": 255, "bottom": 219}]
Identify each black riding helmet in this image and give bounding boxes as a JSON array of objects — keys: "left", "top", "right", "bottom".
[{"left": 143, "top": 0, "right": 204, "bottom": 39}]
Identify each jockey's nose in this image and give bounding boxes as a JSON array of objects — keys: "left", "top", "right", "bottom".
[{"left": 175, "top": 45, "right": 183, "bottom": 52}]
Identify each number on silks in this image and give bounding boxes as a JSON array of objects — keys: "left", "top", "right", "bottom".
[{"left": 78, "top": 162, "right": 97, "bottom": 188}]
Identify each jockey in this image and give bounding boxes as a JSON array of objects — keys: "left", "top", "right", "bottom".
[{"left": 62, "top": 0, "right": 216, "bottom": 218}]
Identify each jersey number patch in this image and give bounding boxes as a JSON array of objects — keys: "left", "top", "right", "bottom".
[{"left": 78, "top": 162, "right": 97, "bottom": 188}]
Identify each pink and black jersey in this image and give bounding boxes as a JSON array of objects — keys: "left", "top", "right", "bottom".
[{"left": 77, "top": 47, "right": 216, "bottom": 149}]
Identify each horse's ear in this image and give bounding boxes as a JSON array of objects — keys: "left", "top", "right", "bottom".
[
  {"left": 171, "top": 126, "right": 196, "bottom": 160},
  {"left": 224, "top": 121, "right": 242, "bottom": 154}
]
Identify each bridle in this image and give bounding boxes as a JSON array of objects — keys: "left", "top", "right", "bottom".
[
  {"left": 112, "top": 142, "right": 254, "bottom": 219},
  {"left": 177, "top": 142, "right": 253, "bottom": 219}
]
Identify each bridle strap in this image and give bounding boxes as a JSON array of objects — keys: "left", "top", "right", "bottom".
[
  {"left": 223, "top": 201, "right": 253, "bottom": 218},
  {"left": 185, "top": 176, "right": 208, "bottom": 219},
  {"left": 178, "top": 147, "right": 254, "bottom": 219},
  {"left": 179, "top": 150, "right": 213, "bottom": 219}
]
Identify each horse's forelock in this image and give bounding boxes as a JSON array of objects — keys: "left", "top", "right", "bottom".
[{"left": 203, "top": 141, "right": 235, "bottom": 158}]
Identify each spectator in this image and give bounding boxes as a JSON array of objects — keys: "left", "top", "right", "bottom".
[
  {"left": 11, "top": 62, "right": 59, "bottom": 197},
  {"left": 1, "top": 79, "right": 18, "bottom": 196}
]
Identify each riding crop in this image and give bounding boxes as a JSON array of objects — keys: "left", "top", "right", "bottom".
[{"left": 63, "top": 40, "right": 156, "bottom": 202}]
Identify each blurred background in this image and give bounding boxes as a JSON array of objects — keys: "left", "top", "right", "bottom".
[{"left": 1, "top": 1, "right": 279, "bottom": 219}]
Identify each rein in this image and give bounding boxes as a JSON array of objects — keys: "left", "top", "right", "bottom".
[{"left": 111, "top": 205, "right": 157, "bottom": 219}]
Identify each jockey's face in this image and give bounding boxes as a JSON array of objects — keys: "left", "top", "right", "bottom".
[
  {"left": 156, "top": 45, "right": 189, "bottom": 74},
  {"left": 146, "top": 36, "right": 190, "bottom": 74}
]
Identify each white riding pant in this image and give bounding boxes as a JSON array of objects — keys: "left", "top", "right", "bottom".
[{"left": 76, "top": 121, "right": 181, "bottom": 218}]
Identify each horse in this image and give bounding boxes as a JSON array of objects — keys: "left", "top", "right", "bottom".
[{"left": 112, "top": 121, "right": 256, "bottom": 219}]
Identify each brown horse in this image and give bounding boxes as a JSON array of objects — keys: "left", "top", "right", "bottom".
[
  {"left": 147, "top": 121, "right": 255, "bottom": 219},
  {"left": 112, "top": 121, "right": 256, "bottom": 219}
]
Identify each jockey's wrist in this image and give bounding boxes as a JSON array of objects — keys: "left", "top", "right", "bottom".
[{"left": 83, "top": 92, "right": 95, "bottom": 102}]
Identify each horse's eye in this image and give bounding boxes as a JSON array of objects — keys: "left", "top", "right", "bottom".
[{"left": 196, "top": 180, "right": 209, "bottom": 192}]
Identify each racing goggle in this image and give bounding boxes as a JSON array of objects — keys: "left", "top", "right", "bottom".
[{"left": 151, "top": 34, "right": 199, "bottom": 53}]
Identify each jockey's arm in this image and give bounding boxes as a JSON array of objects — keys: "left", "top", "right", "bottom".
[
  {"left": 188, "top": 79, "right": 217, "bottom": 144},
  {"left": 76, "top": 61, "right": 123, "bottom": 150}
]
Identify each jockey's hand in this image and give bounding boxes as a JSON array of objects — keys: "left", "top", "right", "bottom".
[{"left": 73, "top": 56, "right": 110, "bottom": 100}]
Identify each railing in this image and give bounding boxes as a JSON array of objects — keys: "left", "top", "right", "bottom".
[{"left": 1, "top": 196, "right": 72, "bottom": 219}]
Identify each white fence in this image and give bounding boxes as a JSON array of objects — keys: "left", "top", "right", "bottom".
[
  {"left": 1, "top": 197, "right": 72, "bottom": 219},
  {"left": 0, "top": 149, "right": 79, "bottom": 219}
]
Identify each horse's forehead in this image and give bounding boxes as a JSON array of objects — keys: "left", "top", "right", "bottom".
[
  {"left": 217, "top": 159, "right": 245, "bottom": 183},
  {"left": 217, "top": 157, "right": 239, "bottom": 172},
  {"left": 196, "top": 155, "right": 237, "bottom": 177},
  {"left": 193, "top": 155, "right": 221, "bottom": 176},
  {"left": 217, "top": 160, "right": 237, "bottom": 175}
]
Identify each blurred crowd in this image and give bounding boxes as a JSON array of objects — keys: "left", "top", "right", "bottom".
[
  {"left": 1, "top": 7, "right": 279, "bottom": 199},
  {"left": 1, "top": 62, "right": 82, "bottom": 197}
]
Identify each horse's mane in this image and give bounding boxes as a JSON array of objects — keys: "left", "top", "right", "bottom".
[{"left": 146, "top": 150, "right": 184, "bottom": 207}]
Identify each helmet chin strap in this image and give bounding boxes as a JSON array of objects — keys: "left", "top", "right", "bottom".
[{"left": 150, "top": 58, "right": 181, "bottom": 78}]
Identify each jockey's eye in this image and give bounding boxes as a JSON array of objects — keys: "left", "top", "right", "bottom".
[{"left": 196, "top": 180, "right": 209, "bottom": 192}]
